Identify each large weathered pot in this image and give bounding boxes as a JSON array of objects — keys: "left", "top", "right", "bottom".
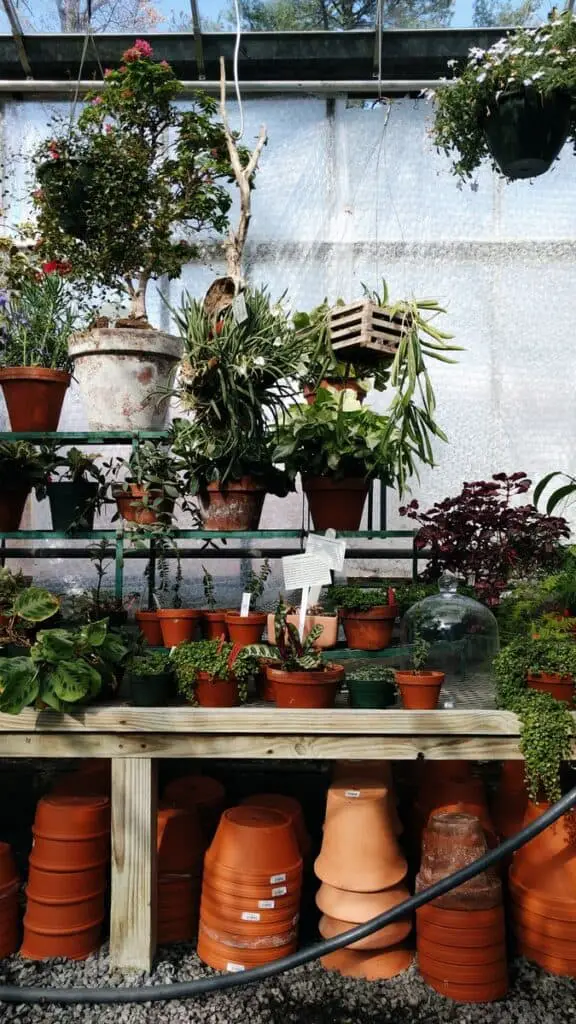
[
  {"left": 200, "top": 478, "right": 266, "bottom": 531},
  {"left": 68, "top": 328, "right": 182, "bottom": 431}
]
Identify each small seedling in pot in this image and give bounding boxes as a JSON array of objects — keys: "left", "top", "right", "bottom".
[
  {"left": 203, "top": 566, "right": 216, "bottom": 611},
  {"left": 411, "top": 634, "right": 431, "bottom": 674},
  {"left": 244, "top": 559, "right": 271, "bottom": 611}
]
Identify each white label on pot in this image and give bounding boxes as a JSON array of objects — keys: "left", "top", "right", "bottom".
[
  {"left": 241, "top": 911, "right": 260, "bottom": 922},
  {"left": 345, "top": 789, "right": 361, "bottom": 798},
  {"left": 240, "top": 592, "right": 251, "bottom": 617},
  {"left": 270, "top": 873, "right": 286, "bottom": 884},
  {"left": 226, "top": 962, "right": 246, "bottom": 973},
  {"left": 272, "top": 886, "right": 287, "bottom": 897},
  {"left": 232, "top": 292, "right": 248, "bottom": 323},
  {"left": 258, "top": 900, "right": 275, "bottom": 909}
]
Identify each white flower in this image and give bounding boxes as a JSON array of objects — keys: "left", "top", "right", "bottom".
[
  {"left": 254, "top": 356, "right": 265, "bottom": 367},
  {"left": 507, "top": 76, "right": 516, "bottom": 83},
  {"left": 447, "top": 58, "right": 457, "bottom": 68},
  {"left": 272, "top": 339, "right": 282, "bottom": 347},
  {"left": 476, "top": 72, "right": 487, "bottom": 83},
  {"left": 523, "top": 78, "right": 532, "bottom": 86},
  {"left": 532, "top": 70, "right": 544, "bottom": 79}
]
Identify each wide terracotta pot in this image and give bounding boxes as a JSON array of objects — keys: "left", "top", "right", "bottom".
[
  {"left": 135, "top": 610, "right": 163, "bottom": 646},
  {"left": 267, "top": 612, "right": 338, "bottom": 650},
  {"left": 394, "top": 670, "right": 445, "bottom": 710},
  {"left": 163, "top": 774, "right": 225, "bottom": 839},
  {"left": 418, "top": 936, "right": 506, "bottom": 966},
  {"left": 27, "top": 864, "right": 105, "bottom": 902},
  {"left": 511, "top": 904, "right": 576, "bottom": 940},
  {"left": 241, "top": 793, "right": 311, "bottom": 858},
  {"left": 197, "top": 927, "right": 296, "bottom": 971},
  {"left": 201, "top": 888, "right": 299, "bottom": 928},
  {"left": 0, "top": 366, "right": 70, "bottom": 432},
  {"left": 208, "top": 806, "right": 301, "bottom": 877},
  {"left": 302, "top": 476, "right": 369, "bottom": 532},
  {"left": 201, "top": 610, "right": 229, "bottom": 641},
  {"left": 20, "top": 921, "right": 103, "bottom": 961},
  {"left": 68, "top": 327, "right": 182, "bottom": 431},
  {"left": 195, "top": 671, "right": 239, "bottom": 708},
  {"left": 316, "top": 880, "right": 410, "bottom": 924},
  {"left": 420, "top": 972, "right": 508, "bottom": 1002},
  {"left": 113, "top": 484, "right": 174, "bottom": 526},
  {"left": 225, "top": 611, "right": 266, "bottom": 645},
  {"left": 24, "top": 890, "right": 105, "bottom": 933},
  {"left": 320, "top": 942, "right": 413, "bottom": 980},
  {"left": 200, "top": 478, "right": 265, "bottom": 531},
  {"left": 490, "top": 760, "right": 528, "bottom": 842},
  {"left": 315, "top": 779, "right": 407, "bottom": 892},
  {"left": 30, "top": 834, "right": 109, "bottom": 873},
  {"left": 526, "top": 671, "right": 574, "bottom": 706},
  {"left": 267, "top": 663, "right": 344, "bottom": 709},
  {"left": 200, "top": 904, "right": 298, "bottom": 943},
  {"left": 34, "top": 794, "right": 110, "bottom": 840},
  {"left": 157, "top": 608, "right": 200, "bottom": 647},
  {"left": 319, "top": 912, "right": 411, "bottom": 951},
  {"left": 510, "top": 801, "right": 576, "bottom": 894},
  {"left": 157, "top": 806, "right": 205, "bottom": 874},
  {"left": 0, "top": 488, "right": 30, "bottom": 531},
  {"left": 340, "top": 606, "right": 397, "bottom": 651},
  {"left": 203, "top": 867, "right": 301, "bottom": 903}
]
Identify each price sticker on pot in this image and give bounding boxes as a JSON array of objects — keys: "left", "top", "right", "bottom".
[
  {"left": 258, "top": 900, "right": 275, "bottom": 909},
  {"left": 345, "top": 789, "right": 361, "bottom": 799},
  {"left": 241, "top": 911, "right": 260, "bottom": 922},
  {"left": 226, "top": 962, "right": 246, "bottom": 973},
  {"left": 272, "top": 886, "right": 287, "bottom": 897},
  {"left": 270, "top": 873, "right": 286, "bottom": 884}
]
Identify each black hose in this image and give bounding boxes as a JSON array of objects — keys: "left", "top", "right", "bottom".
[{"left": 2, "top": 782, "right": 575, "bottom": 1006}]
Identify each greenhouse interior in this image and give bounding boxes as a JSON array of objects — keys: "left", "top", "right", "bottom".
[{"left": 1, "top": 0, "right": 576, "bottom": 1021}]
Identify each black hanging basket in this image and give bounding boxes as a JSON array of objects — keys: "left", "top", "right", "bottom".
[{"left": 483, "top": 88, "right": 571, "bottom": 180}]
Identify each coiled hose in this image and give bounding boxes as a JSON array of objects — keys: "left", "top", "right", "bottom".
[{"left": 1, "top": 783, "right": 575, "bottom": 1005}]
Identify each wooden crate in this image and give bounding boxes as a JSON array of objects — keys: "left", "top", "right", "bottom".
[{"left": 329, "top": 299, "right": 409, "bottom": 361}]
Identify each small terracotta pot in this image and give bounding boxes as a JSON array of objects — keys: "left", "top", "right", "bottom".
[
  {"left": 27, "top": 864, "right": 106, "bottom": 902},
  {"left": 320, "top": 942, "right": 413, "bottom": 980},
  {"left": 201, "top": 888, "right": 299, "bottom": 927},
  {"left": 267, "top": 663, "right": 344, "bottom": 709},
  {"left": 512, "top": 904, "right": 576, "bottom": 940},
  {"left": 0, "top": 842, "right": 18, "bottom": 893},
  {"left": 417, "top": 919, "right": 504, "bottom": 948},
  {"left": 203, "top": 863, "right": 301, "bottom": 900},
  {"left": 417, "top": 904, "right": 504, "bottom": 930},
  {"left": 490, "top": 760, "right": 528, "bottom": 842},
  {"left": 157, "top": 608, "right": 200, "bottom": 647},
  {"left": 266, "top": 613, "right": 338, "bottom": 650},
  {"left": 316, "top": 880, "right": 410, "bottom": 924},
  {"left": 0, "top": 487, "right": 30, "bottom": 531},
  {"left": 225, "top": 611, "right": 266, "bottom": 645},
  {"left": 509, "top": 876, "right": 576, "bottom": 921},
  {"left": 315, "top": 779, "right": 407, "bottom": 892},
  {"left": 157, "top": 806, "right": 206, "bottom": 873},
  {"left": 135, "top": 610, "right": 163, "bottom": 647},
  {"left": 200, "top": 478, "right": 265, "bottom": 532},
  {"left": 340, "top": 606, "right": 397, "bottom": 651},
  {"left": 24, "top": 890, "right": 105, "bottom": 932},
  {"left": 302, "top": 476, "right": 369, "bottom": 532},
  {"left": 417, "top": 812, "right": 502, "bottom": 911},
  {"left": 195, "top": 672, "right": 239, "bottom": 708},
  {"left": 394, "top": 670, "right": 445, "bottom": 710},
  {"left": 30, "top": 834, "right": 109, "bottom": 873},
  {"left": 201, "top": 610, "right": 229, "bottom": 641},
  {"left": 34, "top": 794, "right": 110, "bottom": 840},
  {"left": 114, "top": 484, "right": 174, "bottom": 526},
  {"left": 517, "top": 942, "right": 576, "bottom": 977},
  {"left": 319, "top": 912, "right": 411, "bottom": 951},
  {"left": 421, "top": 972, "right": 508, "bottom": 1002},
  {"left": 208, "top": 806, "right": 301, "bottom": 877},
  {"left": 163, "top": 774, "right": 225, "bottom": 839},
  {"left": 158, "top": 918, "right": 195, "bottom": 945},
  {"left": 0, "top": 366, "right": 70, "bottom": 432},
  {"left": 526, "top": 671, "right": 574, "bottom": 706},
  {"left": 420, "top": 954, "right": 508, "bottom": 986},
  {"left": 510, "top": 801, "right": 576, "bottom": 894},
  {"left": 241, "top": 793, "right": 311, "bottom": 858},
  {"left": 20, "top": 921, "right": 102, "bottom": 961},
  {"left": 418, "top": 937, "right": 506, "bottom": 966},
  {"left": 197, "top": 927, "right": 296, "bottom": 970}
]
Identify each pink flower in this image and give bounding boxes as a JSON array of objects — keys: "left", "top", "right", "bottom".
[
  {"left": 104, "top": 123, "right": 113, "bottom": 134},
  {"left": 122, "top": 39, "right": 153, "bottom": 62},
  {"left": 134, "top": 39, "right": 153, "bottom": 57},
  {"left": 91, "top": 95, "right": 103, "bottom": 106},
  {"left": 32, "top": 188, "right": 44, "bottom": 201},
  {"left": 160, "top": 59, "right": 170, "bottom": 68},
  {"left": 119, "top": 65, "right": 127, "bottom": 73},
  {"left": 104, "top": 68, "right": 113, "bottom": 78}
]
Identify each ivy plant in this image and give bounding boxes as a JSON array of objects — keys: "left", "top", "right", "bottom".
[
  {"left": 171, "top": 639, "right": 257, "bottom": 703},
  {"left": 327, "top": 585, "right": 394, "bottom": 613}
]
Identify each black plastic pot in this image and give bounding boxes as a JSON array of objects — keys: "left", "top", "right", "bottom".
[
  {"left": 483, "top": 88, "right": 571, "bottom": 180},
  {"left": 127, "top": 671, "right": 174, "bottom": 707},
  {"left": 347, "top": 676, "right": 396, "bottom": 709},
  {"left": 47, "top": 481, "right": 98, "bottom": 532}
]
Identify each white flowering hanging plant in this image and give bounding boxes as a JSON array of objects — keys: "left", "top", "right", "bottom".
[{"left": 432, "top": 12, "right": 576, "bottom": 181}]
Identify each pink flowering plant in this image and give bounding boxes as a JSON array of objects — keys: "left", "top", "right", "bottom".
[
  {"left": 432, "top": 12, "right": 576, "bottom": 181},
  {"left": 33, "top": 40, "right": 245, "bottom": 323}
]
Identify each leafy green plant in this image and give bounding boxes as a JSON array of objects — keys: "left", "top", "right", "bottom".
[
  {"left": 127, "top": 650, "right": 171, "bottom": 677},
  {"left": 0, "top": 267, "right": 79, "bottom": 371},
  {"left": 33, "top": 39, "right": 244, "bottom": 323},
  {"left": 243, "top": 599, "right": 325, "bottom": 672},
  {"left": 346, "top": 665, "right": 396, "bottom": 685},
  {"left": 432, "top": 12, "right": 576, "bottom": 181},
  {"left": 0, "top": 568, "right": 28, "bottom": 614},
  {"left": 244, "top": 559, "right": 271, "bottom": 611},
  {"left": 293, "top": 301, "right": 391, "bottom": 394},
  {"left": 534, "top": 470, "right": 576, "bottom": 517},
  {"left": 202, "top": 566, "right": 216, "bottom": 611},
  {"left": 327, "top": 585, "right": 393, "bottom": 612},
  {"left": 0, "top": 441, "right": 51, "bottom": 495},
  {"left": 411, "top": 635, "right": 431, "bottom": 672},
  {"left": 171, "top": 639, "right": 256, "bottom": 702},
  {"left": 108, "top": 441, "right": 188, "bottom": 521},
  {"left": 170, "top": 418, "right": 292, "bottom": 497}
]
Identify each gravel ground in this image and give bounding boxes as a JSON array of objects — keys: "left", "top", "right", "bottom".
[{"left": 1, "top": 948, "right": 575, "bottom": 1024}]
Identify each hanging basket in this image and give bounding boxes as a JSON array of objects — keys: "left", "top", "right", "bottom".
[
  {"left": 483, "top": 88, "right": 571, "bottom": 181},
  {"left": 329, "top": 299, "right": 409, "bottom": 364}
]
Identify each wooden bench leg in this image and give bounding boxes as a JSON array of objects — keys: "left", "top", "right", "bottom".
[{"left": 110, "top": 757, "right": 157, "bottom": 971}]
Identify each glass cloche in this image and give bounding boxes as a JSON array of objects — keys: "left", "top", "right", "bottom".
[{"left": 400, "top": 573, "right": 499, "bottom": 706}]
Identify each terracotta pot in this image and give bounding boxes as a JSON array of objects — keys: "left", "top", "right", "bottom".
[
  {"left": 418, "top": 775, "right": 489, "bottom": 820},
  {"left": 158, "top": 918, "right": 195, "bottom": 946},
  {"left": 512, "top": 904, "right": 576, "bottom": 940},
  {"left": 113, "top": 484, "right": 174, "bottom": 526},
  {"left": 200, "top": 478, "right": 265, "bottom": 532},
  {"left": 395, "top": 670, "right": 445, "bottom": 710},
  {"left": 27, "top": 864, "right": 106, "bottom": 902},
  {"left": 201, "top": 888, "right": 299, "bottom": 928},
  {"left": 30, "top": 834, "right": 109, "bottom": 872},
  {"left": 225, "top": 611, "right": 266, "bottom": 645},
  {"left": 0, "top": 366, "right": 70, "bottom": 432},
  {"left": 418, "top": 936, "right": 506, "bottom": 966},
  {"left": 509, "top": 876, "right": 576, "bottom": 921},
  {"left": 320, "top": 943, "right": 413, "bottom": 980},
  {"left": 526, "top": 671, "right": 574, "bottom": 706},
  {"left": 319, "top": 912, "right": 411, "bottom": 951},
  {"left": 267, "top": 612, "right": 338, "bottom": 650},
  {"left": 34, "top": 794, "right": 110, "bottom": 840},
  {"left": 514, "top": 922, "right": 576, "bottom": 959},
  {"left": 420, "top": 954, "right": 507, "bottom": 986},
  {"left": 208, "top": 806, "right": 301, "bottom": 877},
  {"left": 304, "top": 379, "right": 367, "bottom": 405},
  {"left": 203, "top": 862, "right": 302, "bottom": 900},
  {"left": 416, "top": 812, "right": 502, "bottom": 910},
  {"left": 159, "top": 875, "right": 200, "bottom": 910},
  {"left": 430, "top": 802, "right": 498, "bottom": 851},
  {"left": 201, "top": 610, "right": 229, "bottom": 641},
  {"left": 163, "top": 774, "right": 225, "bottom": 839},
  {"left": 157, "top": 608, "right": 200, "bottom": 647},
  {"left": 0, "top": 842, "right": 18, "bottom": 893},
  {"left": 51, "top": 762, "right": 110, "bottom": 799},
  {"left": 303, "top": 476, "right": 370, "bottom": 532},
  {"left": 135, "top": 610, "right": 163, "bottom": 646},
  {"left": 0, "top": 488, "right": 30, "bottom": 531},
  {"left": 197, "top": 927, "right": 296, "bottom": 970},
  {"left": 421, "top": 972, "right": 508, "bottom": 1002},
  {"left": 20, "top": 921, "right": 103, "bottom": 961},
  {"left": 315, "top": 779, "right": 407, "bottom": 892},
  {"left": 417, "top": 919, "right": 504, "bottom": 948},
  {"left": 157, "top": 806, "right": 205, "bottom": 873},
  {"left": 241, "top": 794, "right": 311, "bottom": 858},
  {"left": 267, "top": 663, "right": 345, "bottom": 709},
  {"left": 417, "top": 904, "right": 504, "bottom": 930},
  {"left": 517, "top": 941, "right": 576, "bottom": 977},
  {"left": 510, "top": 801, "right": 576, "bottom": 895},
  {"left": 24, "top": 890, "right": 105, "bottom": 932},
  {"left": 195, "top": 672, "right": 239, "bottom": 708},
  {"left": 340, "top": 606, "right": 397, "bottom": 651},
  {"left": 200, "top": 904, "right": 298, "bottom": 943},
  {"left": 316, "top": 880, "right": 410, "bottom": 924},
  {"left": 490, "top": 761, "right": 528, "bottom": 841}
]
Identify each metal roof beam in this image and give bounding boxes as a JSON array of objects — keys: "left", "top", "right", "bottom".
[{"left": 1, "top": 0, "right": 32, "bottom": 78}]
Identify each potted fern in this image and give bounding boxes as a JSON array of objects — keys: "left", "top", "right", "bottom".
[
  {"left": 394, "top": 635, "right": 445, "bottom": 709},
  {"left": 200, "top": 566, "right": 228, "bottom": 641}
]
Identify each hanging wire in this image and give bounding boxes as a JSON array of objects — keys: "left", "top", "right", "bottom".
[
  {"left": 232, "top": 0, "right": 245, "bottom": 138},
  {"left": 375, "top": 0, "right": 384, "bottom": 101},
  {"left": 69, "top": 29, "right": 91, "bottom": 127}
]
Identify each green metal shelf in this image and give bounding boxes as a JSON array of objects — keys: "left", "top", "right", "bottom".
[
  {"left": 0, "top": 431, "right": 167, "bottom": 443},
  {"left": 0, "top": 529, "right": 416, "bottom": 541}
]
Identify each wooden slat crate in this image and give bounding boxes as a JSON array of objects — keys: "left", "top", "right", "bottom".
[{"left": 329, "top": 299, "right": 410, "bottom": 361}]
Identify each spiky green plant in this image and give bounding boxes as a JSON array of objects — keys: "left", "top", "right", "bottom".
[{"left": 243, "top": 599, "right": 325, "bottom": 671}]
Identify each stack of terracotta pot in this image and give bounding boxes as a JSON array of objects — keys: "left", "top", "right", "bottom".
[
  {"left": 22, "top": 794, "right": 110, "bottom": 960},
  {"left": 510, "top": 802, "right": 576, "bottom": 977},
  {"left": 0, "top": 842, "right": 19, "bottom": 957},
  {"left": 416, "top": 811, "right": 508, "bottom": 1003},
  {"left": 415, "top": 763, "right": 497, "bottom": 853},
  {"left": 315, "top": 778, "right": 413, "bottom": 980},
  {"left": 157, "top": 806, "right": 206, "bottom": 945},
  {"left": 198, "top": 806, "right": 302, "bottom": 971},
  {"left": 163, "top": 774, "right": 226, "bottom": 841},
  {"left": 240, "top": 793, "right": 311, "bottom": 860},
  {"left": 51, "top": 760, "right": 111, "bottom": 799}
]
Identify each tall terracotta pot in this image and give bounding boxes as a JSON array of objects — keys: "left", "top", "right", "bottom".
[
  {"left": 302, "top": 476, "right": 370, "bottom": 531},
  {"left": 200, "top": 478, "right": 265, "bottom": 531},
  {"left": 0, "top": 367, "right": 70, "bottom": 431}
]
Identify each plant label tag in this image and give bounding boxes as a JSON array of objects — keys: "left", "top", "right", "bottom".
[
  {"left": 345, "top": 789, "right": 361, "bottom": 798},
  {"left": 272, "top": 886, "right": 287, "bottom": 897},
  {"left": 241, "top": 911, "right": 260, "bottom": 922},
  {"left": 298, "top": 585, "right": 309, "bottom": 641},
  {"left": 306, "top": 533, "right": 346, "bottom": 571},
  {"left": 258, "top": 900, "right": 275, "bottom": 909},
  {"left": 240, "top": 592, "right": 251, "bottom": 617},
  {"left": 232, "top": 292, "right": 248, "bottom": 323},
  {"left": 226, "top": 962, "right": 246, "bottom": 973},
  {"left": 282, "top": 554, "right": 332, "bottom": 590},
  {"left": 270, "top": 873, "right": 286, "bottom": 884}
]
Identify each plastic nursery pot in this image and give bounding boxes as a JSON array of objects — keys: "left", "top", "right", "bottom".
[
  {"left": 113, "top": 484, "right": 174, "bottom": 527},
  {"left": 0, "top": 487, "right": 30, "bottom": 531},
  {"left": 135, "top": 610, "right": 163, "bottom": 647},
  {"left": 128, "top": 671, "right": 173, "bottom": 707},
  {"left": 315, "top": 779, "right": 407, "bottom": 892},
  {"left": 157, "top": 805, "right": 205, "bottom": 874},
  {"left": 320, "top": 942, "right": 413, "bottom": 980},
  {"left": 20, "top": 920, "right": 103, "bottom": 961},
  {"left": 34, "top": 794, "right": 110, "bottom": 840},
  {"left": 201, "top": 610, "right": 229, "bottom": 641},
  {"left": 26, "top": 864, "right": 106, "bottom": 902},
  {"left": 302, "top": 476, "right": 369, "bottom": 532},
  {"left": 24, "top": 890, "right": 106, "bottom": 933},
  {"left": 267, "top": 663, "right": 345, "bottom": 710},
  {"left": 418, "top": 937, "right": 506, "bottom": 967},
  {"left": 208, "top": 806, "right": 301, "bottom": 876},
  {"left": 316, "top": 881, "right": 410, "bottom": 924},
  {"left": 30, "top": 835, "right": 109, "bottom": 873},
  {"left": 319, "top": 912, "right": 411, "bottom": 951},
  {"left": 47, "top": 481, "right": 98, "bottom": 532},
  {"left": 225, "top": 611, "right": 266, "bottom": 645},
  {"left": 241, "top": 793, "right": 311, "bottom": 858},
  {"left": 394, "top": 670, "right": 445, "bottom": 710},
  {"left": 266, "top": 613, "right": 338, "bottom": 650},
  {"left": 200, "top": 478, "right": 265, "bottom": 532},
  {"left": 163, "top": 774, "right": 225, "bottom": 839},
  {"left": 340, "top": 606, "right": 397, "bottom": 652},
  {"left": 194, "top": 671, "right": 239, "bottom": 708},
  {"left": 482, "top": 87, "right": 571, "bottom": 180},
  {"left": 526, "top": 671, "right": 574, "bottom": 706},
  {"left": 157, "top": 608, "right": 201, "bottom": 647},
  {"left": 347, "top": 674, "right": 397, "bottom": 709},
  {"left": 0, "top": 842, "right": 18, "bottom": 894},
  {"left": 0, "top": 367, "right": 70, "bottom": 432}
]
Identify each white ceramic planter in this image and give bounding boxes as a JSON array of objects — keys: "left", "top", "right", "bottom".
[{"left": 68, "top": 328, "right": 183, "bottom": 431}]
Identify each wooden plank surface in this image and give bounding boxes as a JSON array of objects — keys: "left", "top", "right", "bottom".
[{"left": 110, "top": 758, "right": 157, "bottom": 971}]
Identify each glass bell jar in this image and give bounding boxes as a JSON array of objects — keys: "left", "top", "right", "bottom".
[{"left": 400, "top": 573, "right": 499, "bottom": 707}]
